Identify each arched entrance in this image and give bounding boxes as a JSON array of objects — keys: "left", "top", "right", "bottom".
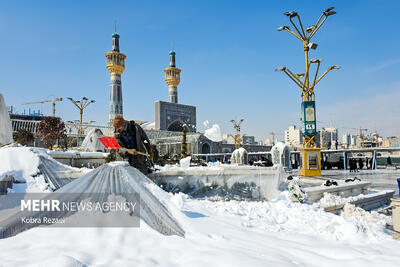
[
  {"left": 201, "top": 143, "right": 210, "bottom": 154},
  {"left": 167, "top": 120, "right": 186, "bottom": 132}
]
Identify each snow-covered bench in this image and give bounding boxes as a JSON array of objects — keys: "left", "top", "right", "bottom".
[{"left": 304, "top": 181, "right": 371, "bottom": 203}]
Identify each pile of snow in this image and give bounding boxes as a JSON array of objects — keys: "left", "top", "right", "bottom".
[
  {"left": 204, "top": 124, "right": 222, "bottom": 142},
  {"left": 0, "top": 146, "right": 46, "bottom": 192},
  {"left": 80, "top": 128, "right": 105, "bottom": 152},
  {"left": 179, "top": 156, "right": 191, "bottom": 169},
  {"left": 0, "top": 94, "right": 13, "bottom": 145},
  {"left": 0, "top": 146, "right": 89, "bottom": 192},
  {"left": 319, "top": 192, "right": 368, "bottom": 208}
]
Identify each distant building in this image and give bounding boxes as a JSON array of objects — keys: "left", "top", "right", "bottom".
[
  {"left": 284, "top": 125, "right": 302, "bottom": 148},
  {"left": 9, "top": 114, "right": 42, "bottom": 134},
  {"left": 381, "top": 136, "right": 400, "bottom": 147},
  {"left": 243, "top": 136, "right": 257, "bottom": 145},
  {"left": 222, "top": 134, "right": 258, "bottom": 145},
  {"left": 318, "top": 127, "right": 338, "bottom": 149},
  {"left": 350, "top": 135, "right": 358, "bottom": 147},
  {"left": 342, "top": 133, "right": 351, "bottom": 148},
  {"left": 147, "top": 129, "right": 271, "bottom": 161},
  {"left": 221, "top": 134, "right": 235, "bottom": 144},
  {"left": 264, "top": 138, "right": 272, "bottom": 146}
]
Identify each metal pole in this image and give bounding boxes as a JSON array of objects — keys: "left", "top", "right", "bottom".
[
  {"left": 372, "top": 150, "right": 377, "bottom": 170},
  {"left": 79, "top": 109, "right": 83, "bottom": 135},
  {"left": 52, "top": 101, "right": 56, "bottom": 117}
]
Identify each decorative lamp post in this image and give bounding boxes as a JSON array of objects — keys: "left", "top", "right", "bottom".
[
  {"left": 276, "top": 7, "right": 340, "bottom": 176},
  {"left": 67, "top": 97, "right": 95, "bottom": 136}
]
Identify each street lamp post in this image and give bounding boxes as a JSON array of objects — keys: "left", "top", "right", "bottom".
[
  {"left": 276, "top": 7, "right": 340, "bottom": 176},
  {"left": 67, "top": 97, "right": 95, "bottom": 136}
]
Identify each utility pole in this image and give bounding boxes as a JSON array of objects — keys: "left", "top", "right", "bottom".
[{"left": 276, "top": 7, "right": 340, "bottom": 176}]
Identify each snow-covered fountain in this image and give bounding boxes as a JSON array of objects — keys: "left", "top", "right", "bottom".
[
  {"left": 231, "top": 147, "right": 248, "bottom": 165},
  {"left": 271, "top": 142, "right": 291, "bottom": 169},
  {"left": 0, "top": 94, "right": 13, "bottom": 146},
  {"left": 150, "top": 161, "right": 286, "bottom": 200},
  {"left": 80, "top": 128, "right": 106, "bottom": 152}
]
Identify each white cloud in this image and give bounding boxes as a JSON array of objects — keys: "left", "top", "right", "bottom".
[{"left": 366, "top": 57, "right": 400, "bottom": 73}]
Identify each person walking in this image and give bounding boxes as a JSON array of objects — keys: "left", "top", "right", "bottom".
[
  {"left": 387, "top": 156, "right": 392, "bottom": 166},
  {"left": 113, "top": 115, "right": 152, "bottom": 175},
  {"left": 354, "top": 158, "right": 359, "bottom": 172},
  {"left": 349, "top": 158, "right": 353, "bottom": 172},
  {"left": 358, "top": 158, "right": 364, "bottom": 170}
]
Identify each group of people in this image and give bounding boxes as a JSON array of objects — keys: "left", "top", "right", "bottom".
[
  {"left": 349, "top": 157, "right": 376, "bottom": 172},
  {"left": 349, "top": 158, "right": 362, "bottom": 172}
]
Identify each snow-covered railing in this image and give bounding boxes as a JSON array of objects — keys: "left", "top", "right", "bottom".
[{"left": 47, "top": 151, "right": 109, "bottom": 168}]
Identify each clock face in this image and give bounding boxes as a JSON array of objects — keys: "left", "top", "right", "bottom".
[{"left": 305, "top": 106, "right": 315, "bottom": 122}]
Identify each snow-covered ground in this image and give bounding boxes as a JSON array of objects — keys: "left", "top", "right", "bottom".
[
  {"left": 1, "top": 146, "right": 400, "bottom": 266},
  {"left": 0, "top": 191, "right": 399, "bottom": 266}
]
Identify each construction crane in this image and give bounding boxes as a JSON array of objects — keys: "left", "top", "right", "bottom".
[{"left": 22, "top": 96, "right": 63, "bottom": 116}]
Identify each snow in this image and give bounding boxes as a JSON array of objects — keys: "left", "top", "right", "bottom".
[
  {"left": 272, "top": 141, "right": 287, "bottom": 152},
  {"left": 204, "top": 124, "right": 222, "bottom": 142},
  {"left": 80, "top": 128, "right": 105, "bottom": 152},
  {"left": 48, "top": 150, "right": 109, "bottom": 158},
  {"left": 0, "top": 163, "right": 184, "bottom": 239},
  {"left": 0, "top": 94, "right": 13, "bottom": 145},
  {"left": 106, "top": 161, "right": 130, "bottom": 167},
  {"left": 179, "top": 156, "right": 191, "bottom": 169},
  {"left": 1, "top": 148, "right": 400, "bottom": 266},
  {"left": 0, "top": 190, "right": 399, "bottom": 266},
  {"left": 231, "top": 147, "right": 248, "bottom": 164},
  {"left": 157, "top": 161, "right": 226, "bottom": 172},
  {"left": 0, "top": 146, "right": 42, "bottom": 188},
  {"left": 0, "top": 146, "right": 89, "bottom": 192}
]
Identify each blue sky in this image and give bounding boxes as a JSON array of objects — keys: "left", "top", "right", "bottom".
[{"left": 1, "top": 0, "right": 400, "bottom": 141}]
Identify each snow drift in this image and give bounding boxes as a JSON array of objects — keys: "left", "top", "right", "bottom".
[{"left": 0, "top": 146, "right": 87, "bottom": 192}]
